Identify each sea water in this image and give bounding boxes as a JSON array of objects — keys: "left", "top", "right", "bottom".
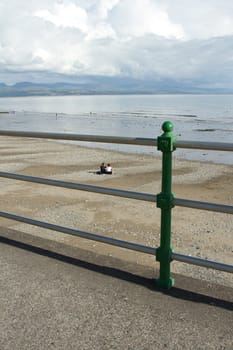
[{"left": 0, "top": 94, "right": 232, "bottom": 164}]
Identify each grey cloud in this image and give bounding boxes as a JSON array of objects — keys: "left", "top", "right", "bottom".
[{"left": 0, "top": 0, "right": 233, "bottom": 91}]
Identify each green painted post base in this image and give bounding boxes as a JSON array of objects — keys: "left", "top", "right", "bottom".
[
  {"left": 156, "top": 246, "right": 174, "bottom": 289},
  {"left": 156, "top": 277, "right": 174, "bottom": 289}
]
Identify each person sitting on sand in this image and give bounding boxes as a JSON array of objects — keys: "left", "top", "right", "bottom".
[
  {"left": 100, "top": 162, "right": 106, "bottom": 174},
  {"left": 105, "top": 163, "right": 112, "bottom": 174}
]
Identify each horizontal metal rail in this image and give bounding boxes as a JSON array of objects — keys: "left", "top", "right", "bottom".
[
  {"left": 0, "top": 130, "right": 157, "bottom": 146},
  {"left": 0, "top": 211, "right": 156, "bottom": 256},
  {"left": 175, "top": 140, "right": 233, "bottom": 152},
  {"left": 0, "top": 210, "right": 232, "bottom": 274},
  {"left": 174, "top": 197, "right": 233, "bottom": 214},
  {"left": 0, "top": 172, "right": 156, "bottom": 203},
  {"left": 172, "top": 252, "right": 233, "bottom": 273},
  {"left": 1, "top": 172, "right": 232, "bottom": 214},
  {"left": 0, "top": 130, "right": 233, "bottom": 151}
]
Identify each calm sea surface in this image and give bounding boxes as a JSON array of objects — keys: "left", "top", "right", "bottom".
[{"left": 0, "top": 94, "right": 232, "bottom": 164}]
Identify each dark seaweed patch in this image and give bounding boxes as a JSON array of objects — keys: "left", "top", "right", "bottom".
[{"left": 195, "top": 128, "right": 217, "bottom": 132}]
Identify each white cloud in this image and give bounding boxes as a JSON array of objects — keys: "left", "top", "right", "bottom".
[
  {"left": 35, "top": 3, "right": 88, "bottom": 32},
  {"left": 163, "top": 0, "right": 233, "bottom": 40},
  {"left": 93, "top": 0, "right": 120, "bottom": 19},
  {"left": 108, "top": 0, "right": 184, "bottom": 39},
  {"left": 0, "top": 0, "right": 233, "bottom": 88}
]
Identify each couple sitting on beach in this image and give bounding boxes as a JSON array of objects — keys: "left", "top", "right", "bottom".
[{"left": 99, "top": 162, "right": 112, "bottom": 175}]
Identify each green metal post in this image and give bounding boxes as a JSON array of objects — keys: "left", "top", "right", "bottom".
[{"left": 156, "top": 121, "right": 176, "bottom": 289}]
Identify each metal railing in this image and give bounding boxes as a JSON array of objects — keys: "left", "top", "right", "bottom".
[{"left": 0, "top": 122, "right": 232, "bottom": 288}]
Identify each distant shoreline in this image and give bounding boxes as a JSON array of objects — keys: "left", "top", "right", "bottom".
[
  {"left": 1, "top": 81, "right": 233, "bottom": 98},
  {"left": 1, "top": 92, "right": 233, "bottom": 98}
]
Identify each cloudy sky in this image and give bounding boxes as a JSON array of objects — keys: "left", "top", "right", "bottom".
[{"left": 1, "top": 0, "right": 233, "bottom": 89}]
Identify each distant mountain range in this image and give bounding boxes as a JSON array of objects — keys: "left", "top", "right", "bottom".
[{"left": 0, "top": 76, "right": 231, "bottom": 96}]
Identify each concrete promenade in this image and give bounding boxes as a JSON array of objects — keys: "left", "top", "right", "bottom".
[{"left": 0, "top": 228, "right": 232, "bottom": 350}]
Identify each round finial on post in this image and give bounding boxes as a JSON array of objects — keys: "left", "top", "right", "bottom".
[{"left": 162, "top": 121, "right": 173, "bottom": 133}]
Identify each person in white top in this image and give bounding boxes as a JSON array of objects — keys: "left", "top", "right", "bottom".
[{"left": 105, "top": 163, "right": 112, "bottom": 174}]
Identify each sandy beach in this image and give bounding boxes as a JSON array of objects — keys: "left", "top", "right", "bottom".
[{"left": 0, "top": 136, "right": 232, "bottom": 288}]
